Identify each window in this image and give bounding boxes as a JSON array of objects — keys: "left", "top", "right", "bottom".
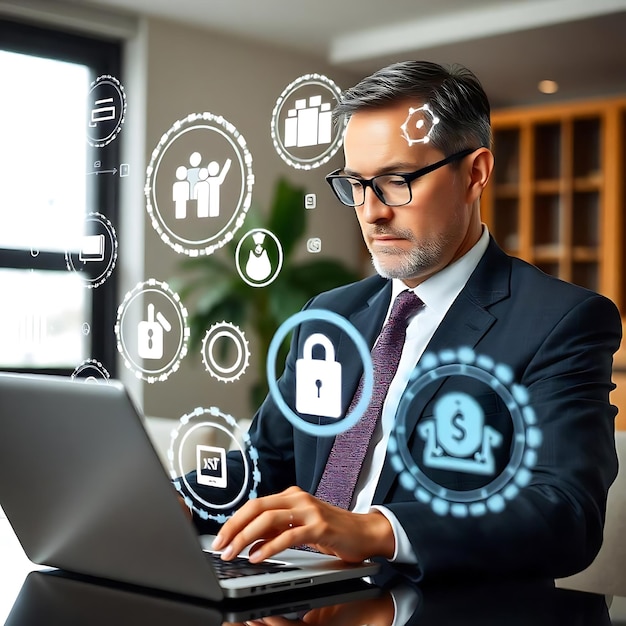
[{"left": 0, "top": 19, "right": 122, "bottom": 377}]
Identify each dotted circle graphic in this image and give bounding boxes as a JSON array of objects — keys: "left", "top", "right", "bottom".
[
  {"left": 87, "top": 74, "right": 126, "bottom": 148},
  {"left": 266, "top": 309, "right": 373, "bottom": 437},
  {"left": 114, "top": 279, "right": 189, "bottom": 383},
  {"left": 65, "top": 212, "right": 118, "bottom": 289},
  {"left": 270, "top": 73, "right": 345, "bottom": 170},
  {"left": 169, "top": 406, "right": 260, "bottom": 523},
  {"left": 388, "top": 347, "right": 542, "bottom": 517},
  {"left": 71, "top": 358, "right": 111, "bottom": 383},
  {"left": 201, "top": 322, "right": 250, "bottom": 383},
  {"left": 145, "top": 112, "right": 254, "bottom": 256}
]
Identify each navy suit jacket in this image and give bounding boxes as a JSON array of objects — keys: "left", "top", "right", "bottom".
[{"left": 188, "top": 238, "right": 621, "bottom": 581}]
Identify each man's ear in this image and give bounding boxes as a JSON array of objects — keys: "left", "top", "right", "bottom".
[{"left": 466, "top": 148, "right": 494, "bottom": 203}]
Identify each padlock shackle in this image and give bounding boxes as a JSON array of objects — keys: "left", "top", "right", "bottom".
[{"left": 302, "top": 333, "right": 336, "bottom": 362}]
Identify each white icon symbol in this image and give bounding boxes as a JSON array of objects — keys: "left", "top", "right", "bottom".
[
  {"left": 306, "top": 237, "right": 321, "bottom": 254},
  {"left": 137, "top": 303, "right": 171, "bottom": 360},
  {"left": 236, "top": 228, "right": 283, "bottom": 287},
  {"left": 79, "top": 234, "right": 105, "bottom": 262},
  {"left": 196, "top": 444, "right": 227, "bottom": 488},
  {"left": 284, "top": 95, "right": 332, "bottom": 148},
  {"left": 304, "top": 193, "right": 316, "bottom": 209},
  {"left": 120, "top": 163, "right": 130, "bottom": 177},
  {"left": 173, "top": 152, "right": 232, "bottom": 220},
  {"left": 89, "top": 97, "right": 116, "bottom": 127},
  {"left": 400, "top": 103, "right": 440, "bottom": 146},
  {"left": 296, "top": 333, "right": 342, "bottom": 418},
  {"left": 245, "top": 231, "right": 272, "bottom": 281},
  {"left": 82, "top": 323, "right": 91, "bottom": 335},
  {"left": 202, "top": 322, "right": 250, "bottom": 383},
  {"left": 418, "top": 392, "right": 503, "bottom": 475}
]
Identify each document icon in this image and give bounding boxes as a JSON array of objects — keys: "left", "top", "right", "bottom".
[
  {"left": 196, "top": 445, "right": 227, "bottom": 488},
  {"left": 79, "top": 234, "right": 105, "bottom": 262}
]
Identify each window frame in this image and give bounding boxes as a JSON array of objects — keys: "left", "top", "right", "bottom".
[{"left": 0, "top": 17, "right": 123, "bottom": 377}]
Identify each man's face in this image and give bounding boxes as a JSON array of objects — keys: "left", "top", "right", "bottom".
[{"left": 343, "top": 101, "right": 479, "bottom": 287}]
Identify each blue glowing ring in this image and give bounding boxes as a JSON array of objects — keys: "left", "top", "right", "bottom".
[
  {"left": 266, "top": 309, "right": 373, "bottom": 437},
  {"left": 388, "top": 348, "right": 541, "bottom": 517}
]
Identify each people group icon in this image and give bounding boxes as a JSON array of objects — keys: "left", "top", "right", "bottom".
[{"left": 173, "top": 152, "right": 232, "bottom": 220}]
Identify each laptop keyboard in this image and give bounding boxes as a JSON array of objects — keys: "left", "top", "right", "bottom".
[{"left": 205, "top": 551, "right": 300, "bottom": 579}]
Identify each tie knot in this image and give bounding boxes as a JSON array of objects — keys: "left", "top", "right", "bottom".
[{"left": 388, "top": 289, "right": 422, "bottom": 325}]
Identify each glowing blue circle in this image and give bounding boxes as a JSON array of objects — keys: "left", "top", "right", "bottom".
[
  {"left": 266, "top": 309, "right": 373, "bottom": 437},
  {"left": 388, "top": 348, "right": 540, "bottom": 517}
]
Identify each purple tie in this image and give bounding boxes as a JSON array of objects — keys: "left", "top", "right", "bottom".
[{"left": 314, "top": 290, "right": 423, "bottom": 510}]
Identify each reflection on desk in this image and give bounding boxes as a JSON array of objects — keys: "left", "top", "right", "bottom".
[{"left": 5, "top": 568, "right": 618, "bottom": 626}]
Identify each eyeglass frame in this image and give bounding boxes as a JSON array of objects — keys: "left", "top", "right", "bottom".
[{"left": 325, "top": 147, "right": 477, "bottom": 207}]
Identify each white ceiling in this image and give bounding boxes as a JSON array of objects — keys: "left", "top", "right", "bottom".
[{"left": 71, "top": 0, "right": 626, "bottom": 107}]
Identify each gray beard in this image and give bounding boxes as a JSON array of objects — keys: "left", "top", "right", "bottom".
[{"left": 369, "top": 236, "right": 449, "bottom": 281}]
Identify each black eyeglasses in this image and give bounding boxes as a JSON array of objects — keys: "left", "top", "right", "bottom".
[{"left": 325, "top": 148, "right": 477, "bottom": 207}]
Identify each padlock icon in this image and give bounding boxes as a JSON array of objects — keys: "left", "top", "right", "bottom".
[
  {"left": 295, "top": 333, "right": 342, "bottom": 419},
  {"left": 137, "top": 303, "right": 170, "bottom": 360}
]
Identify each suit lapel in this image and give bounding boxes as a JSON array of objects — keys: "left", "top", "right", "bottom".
[{"left": 374, "top": 238, "right": 512, "bottom": 503}]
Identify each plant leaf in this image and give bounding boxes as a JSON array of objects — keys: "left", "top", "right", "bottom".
[{"left": 267, "top": 177, "right": 306, "bottom": 258}]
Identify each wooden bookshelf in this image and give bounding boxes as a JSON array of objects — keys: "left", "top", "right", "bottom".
[{"left": 482, "top": 96, "right": 626, "bottom": 429}]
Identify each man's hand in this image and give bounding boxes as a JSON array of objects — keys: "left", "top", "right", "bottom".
[{"left": 211, "top": 486, "right": 395, "bottom": 563}]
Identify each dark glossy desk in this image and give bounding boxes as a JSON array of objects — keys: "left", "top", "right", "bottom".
[{"left": 2, "top": 517, "right": 625, "bottom": 625}]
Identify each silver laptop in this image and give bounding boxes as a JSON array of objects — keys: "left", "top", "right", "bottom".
[
  {"left": 0, "top": 372, "right": 379, "bottom": 600},
  {"left": 6, "top": 569, "right": 382, "bottom": 624}
]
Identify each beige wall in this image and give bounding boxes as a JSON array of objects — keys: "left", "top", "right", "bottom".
[{"left": 134, "top": 17, "right": 364, "bottom": 422}]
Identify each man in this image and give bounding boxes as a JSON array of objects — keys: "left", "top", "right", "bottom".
[{"left": 185, "top": 61, "right": 621, "bottom": 580}]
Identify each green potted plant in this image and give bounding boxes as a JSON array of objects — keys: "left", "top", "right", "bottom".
[{"left": 174, "top": 177, "right": 360, "bottom": 410}]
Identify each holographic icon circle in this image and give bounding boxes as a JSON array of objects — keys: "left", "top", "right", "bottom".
[
  {"left": 201, "top": 322, "right": 250, "bottom": 383},
  {"left": 266, "top": 309, "right": 373, "bottom": 437},
  {"left": 388, "top": 347, "right": 542, "bottom": 517},
  {"left": 169, "top": 406, "right": 260, "bottom": 523},
  {"left": 145, "top": 112, "right": 254, "bottom": 256},
  {"left": 87, "top": 75, "right": 127, "bottom": 147},
  {"left": 235, "top": 228, "right": 283, "bottom": 287},
  {"left": 271, "top": 73, "right": 345, "bottom": 170},
  {"left": 400, "top": 103, "right": 440, "bottom": 146},
  {"left": 115, "top": 279, "right": 190, "bottom": 383},
  {"left": 65, "top": 212, "right": 118, "bottom": 288},
  {"left": 71, "top": 358, "right": 111, "bottom": 383}
]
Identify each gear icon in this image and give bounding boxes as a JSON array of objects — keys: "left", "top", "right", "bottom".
[{"left": 201, "top": 321, "right": 250, "bottom": 383}]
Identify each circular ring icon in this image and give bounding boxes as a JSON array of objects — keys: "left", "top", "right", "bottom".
[
  {"left": 235, "top": 228, "right": 283, "bottom": 287},
  {"left": 202, "top": 322, "right": 250, "bottom": 383},
  {"left": 266, "top": 309, "right": 373, "bottom": 437},
  {"left": 115, "top": 279, "right": 190, "bottom": 383},
  {"left": 145, "top": 112, "right": 254, "bottom": 256},
  {"left": 87, "top": 75, "right": 126, "bottom": 147},
  {"left": 270, "top": 73, "right": 345, "bottom": 170},
  {"left": 65, "top": 212, "right": 118, "bottom": 289},
  {"left": 71, "top": 358, "right": 111, "bottom": 382},
  {"left": 389, "top": 347, "right": 542, "bottom": 517},
  {"left": 169, "top": 406, "right": 260, "bottom": 523}
]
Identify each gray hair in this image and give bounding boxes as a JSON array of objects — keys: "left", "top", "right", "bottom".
[{"left": 335, "top": 60, "right": 492, "bottom": 154}]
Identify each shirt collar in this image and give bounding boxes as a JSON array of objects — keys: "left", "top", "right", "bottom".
[{"left": 391, "top": 225, "right": 490, "bottom": 314}]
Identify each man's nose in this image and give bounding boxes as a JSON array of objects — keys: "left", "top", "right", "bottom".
[{"left": 360, "top": 187, "right": 393, "bottom": 223}]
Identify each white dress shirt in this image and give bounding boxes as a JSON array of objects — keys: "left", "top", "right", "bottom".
[{"left": 350, "top": 226, "right": 490, "bottom": 562}]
